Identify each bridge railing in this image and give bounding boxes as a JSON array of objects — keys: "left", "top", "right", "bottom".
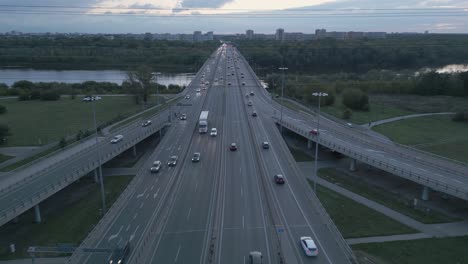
[{"left": 274, "top": 116, "right": 468, "bottom": 201}]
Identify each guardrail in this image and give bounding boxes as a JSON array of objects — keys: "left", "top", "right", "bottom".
[
  {"left": 274, "top": 116, "right": 468, "bottom": 201},
  {"left": 0, "top": 120, "right": 170, "bottom": 227}
]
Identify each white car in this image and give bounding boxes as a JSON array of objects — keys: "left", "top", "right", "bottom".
[
  {"left": 110, "top": 135, "right": 124, "bottom": 144},
  {"left": 300, "top": 237, "right": 318, "bottom": 257},
  {"left": 210, "top": 128, "right": 217, "bottom": 136},
  {"left": 196, "top": 88, "right": 201, "bottom": 92},
  {"left": 185, "top": 95, "right": 190, "bottom": 99},
  {"left": 150, "top": 161, "right": 162, "bottom": 173}
]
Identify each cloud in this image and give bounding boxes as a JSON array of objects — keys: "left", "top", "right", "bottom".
[{"left": 179, "top": 0, "right": 234, "bottom": 8}]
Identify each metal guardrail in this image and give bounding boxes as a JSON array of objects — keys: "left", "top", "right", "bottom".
[
  {"left": 0, "top": 120, "right": 170, "bottom": 227},
  {"left": 274, "top": 116, "right": 468, "bottom": 200}
]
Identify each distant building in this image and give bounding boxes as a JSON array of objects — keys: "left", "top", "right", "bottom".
[
  {"left": 325, "top": 31, "right": 346, "bottom": 40},
  {"left": 205, "top": 31, "right": 214, "bottom": 41},
  {"left": 346, "top": 31, "right": 365, "bottom": 39},
  {"left": 275, "top": 28, "right": 284, "bottom": 41},
  {"left": 246, "top": 29, "right": 254, "bottom": 39},
  {"left": 364, "top": 32, "right": 387, "bottom": 39},
  {"left": 193, "top": 31, "right": 202, "bottom": 42},
  {"left": 315, "top": 29, "right": 326, "bottom": 39}
]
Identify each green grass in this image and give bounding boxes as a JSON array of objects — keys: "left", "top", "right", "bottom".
[
  {"left": 318, "top": 168, "right": 459, "bottom": 224},
  {"left": 353, "top": 236, "right": 468, "bottom": 264},
  {"left": 0, "top": 175, "right": 133, "bottom": 260},
  {"left": 373, "top": 115, "right": 468, "bottom": 163},
  {"left": 288, "top": 147, "right": 313, "bottom": 162},
  {"left": 0, "top": 154, "right": 14, "bottom": 163},
  {"left": 321, "top": 94, "right": 414, "bottom": 125},
  {"left": 0, "top": 139, "right": 76, "bottom": 172},
  {"left": 309, "top": 180, "right": 417, "bottom": 238},
  {"left": 0, "top": 96, "right": 160, "bottom": 147}
]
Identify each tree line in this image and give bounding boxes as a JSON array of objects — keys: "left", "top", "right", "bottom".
[
  {"left": 236, "top": 35, "right": 468, "bottom": 74},
  {"left": 0, "top": 36, "right": 218, "bottom": 71}
]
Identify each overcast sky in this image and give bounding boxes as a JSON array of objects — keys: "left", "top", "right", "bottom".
[{"left": 1, "top": 0, "right": 468, "bottom": 33}]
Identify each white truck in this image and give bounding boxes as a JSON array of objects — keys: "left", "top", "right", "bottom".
[{"left": 199, "top": 111, "right": 209, "bottom": 133}]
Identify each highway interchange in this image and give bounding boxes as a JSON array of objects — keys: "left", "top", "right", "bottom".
[{"left": 67, "top": 44, "right": 354, "bottom": 263}]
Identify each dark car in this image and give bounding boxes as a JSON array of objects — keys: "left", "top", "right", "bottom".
[
  {"left": 168, "top": 156, "right": 178, "bottom": 167},
  {"left": 309, "top": 129, "right": 319, "bottom": 135},
  {"left": 252, "top": 111, "right": 257, "bottom": 117},
  {"left": 274, "top": 174, "right": 285, "bottom": 184},
  {"left": 141, "top": 120, "right": 152, "bottom": 127},
  {"left": 230, "top": 143, "right": 238, "bottom": 151},
  {"left": 180, "top": 114, "right": 187, "bottom": 120},
  {"left": 262, "top": 142, "right": 269, "bottom": 149},
  {"left": 250, "top": 91, "right": 255, "bottom": 96},
  {"left": 109, "top": 241, "right": 130, "bottom": 264},
  {"left": 192, "top": 152, "right": 201, "bottom": 162}
]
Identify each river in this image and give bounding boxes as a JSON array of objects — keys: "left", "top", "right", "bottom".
[{"left": 0, "top": 69, "right": 195, "bottom": 86}]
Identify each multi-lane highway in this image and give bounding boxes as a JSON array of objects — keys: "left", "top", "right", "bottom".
[{"left": 67, "top": 44, "right": 355, "bottom": 264}]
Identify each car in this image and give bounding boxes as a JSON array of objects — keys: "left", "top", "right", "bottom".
[
  {"left": 180, "top": 114, "right": 187, "bottom": 120},
  {"left": 241, "top": 76, "right": 245, "bottom": 79},
  {"left": 249, "top": 251, "right": 263, "bottom": 264},
  {"left": 241, "top": 72, "right": 244, "bottom": 75},
  {"left": 262, "top": 142, "right": 269, "bottom": 149},
  {"left": 196, "top": 88, "right": 201, "bottom": 92},
  {"left": 300, "top": 236, "right": 318, "bottom": 256},
  {"left": 232, "top": 73, "right": 235, "bottom": 76},
  {"left": 150, "top": 160, "right": 162, "bottom": 173},
  {"left": 230, "top": 143, "right": 237, "bottom": 151},
  {"left": 242, "top": 82, "right": 246, "bottom": 86},
  {"left": 309, "top": 129, "right": 319, "bottom": 135},
  {"left": 346, "top": 122, "right": 353, "bottom": 128},
  {"left": 203, "top": 87, "right": 207, "bottom": 90},
  {"left": 109, "top": 241, "right": 130, "bottom": 264},
  {"left": 192, "top": 152, "right": 201, "bottom": 162},
  {"left": 210, "top": 128, "right": 217, "bottom": 136},
  {"left": 205, "top": 81, "right": 210, "bottom": 85},
  {"left": 141, "top": 120, "right": 152, "bottom": 127},
  {"left": 167, "top": 156, "right": 178, "bottom": 167},
  {"left": 250, "top": 91, "right": 255, "bottom": 96},
  {"left": 252, "top": 111, "right": 257, "bottom": 117},
  {"left": 247, "top": 101, "right": 253, "bottom": 106},
  {"left": 274, "top": 174, "right": 285, "bottom": 184},
  {"left": 228, "top": 82, "right": 231, "bottom": 86},
  {"left": 185, "top": 95, "right": 190, "bottom": 99},
  {"left": 110, "top": 135, "right": 124, "bottom": 144}
]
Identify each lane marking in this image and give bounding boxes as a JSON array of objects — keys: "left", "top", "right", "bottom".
[
  {"left": 151, "top": 185, "right": 154, "bottom": 191},
  {"left": 242, "top": 215, "right": 245, "bottom": 229},
  {"left": 145, "top": 193, "right": 149, "bottom": 199},
  {"left": 136, "top": 188, "right": 148, "bottom": 199},
  {"left": 154, "top": 188, "right": 160, "bottom": 199},
  {"left": 195, "top": 182, "right": 198, "bottom": 192},
  {"left": 107, "top": 225, "right": 123, "bottom": 242},
  {"left": 129, "top": 225, "right": 139, "bottom": 242},
  {"left": 133, "top": 213, "right": 138, "bottom": 220},
  {"left": 139, "top": 202, "right": 144, "bottom": 209},
  {"left": 125, "top": 224, "right": 131, "bottom": 232},
  {"left": 187, "top": 207, "right": 192, "bottom": 221},
  {"left": 174, "top": 245, "right": 181, "bottom": 263},
  {"left": 241, "top": 186, "right": 243, "bottom": 198}
]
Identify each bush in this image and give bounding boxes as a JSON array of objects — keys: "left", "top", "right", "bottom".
[
  {"left": 0, "top": 124, "right": 11, "bottom": 144},
  {"left": 342, "top": 108, "right": 352, "bottom": 120},
  {"left": 453, "top": 112, "right": 466, "bottom": 122},
  {"left": 59, "top": 137, "right": 67, "bottom": 149},
  {"left": 342, "top": 88, "right": 370, "bottom": 111},
  {"left": 0, "top": 105, "right": 6, "bottom": 114},
  {"left": 18, "top": 91, "right": 31, "bottom": 101},
  {"left": 40, "top": 91, "right": 60, "bottom": 101},
  {"left": 76, "top": 130, "right": 84, "bottom": 141}
]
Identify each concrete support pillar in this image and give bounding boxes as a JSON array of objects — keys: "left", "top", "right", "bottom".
[
  {"left": 94, "top": 169, "right": 99, "bottom": 183},
  {"left": 307, "top": 140, "right": 313, "bottom": 149},
  {"left": 421, "top": 186, "right": 430, "bottom": 201},
  {"left": 132, "top": 145, "right": 137, "bottom": 157},
  {"left": 349, "top": 159, "right": 357, "bottom": 172},
  {"left": 34, "top": 204, "right": 41, "bottom": 223}
]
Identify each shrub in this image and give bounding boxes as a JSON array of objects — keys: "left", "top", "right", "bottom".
[
  {"left": 342, "top": 88, "right": 370, "bottom": 111},
  {"left": 343, "top": 108, "right": 352, "bottom": 119},
  {"left": 453, "top": 112, "right": 466, "bottom": 122},
  {"left": 0, "top": 105, "right": 6, "bottom": 114},
  {"left": 40, "top": 91, "right": 60, "bottom": 101},
  {"left": 0, "top": 124, "right": 11, "bottom": 144},
  {"left": 59, "top": 137, "right": 67, "bottom": 149}
]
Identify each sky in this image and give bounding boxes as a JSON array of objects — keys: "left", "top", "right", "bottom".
[{"left": 1, "top": 0, "right": 468, "bottom": 33}]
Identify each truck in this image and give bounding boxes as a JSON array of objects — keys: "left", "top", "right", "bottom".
[{"left": 199, "top": 111, "right": 209, "bottom": 133}]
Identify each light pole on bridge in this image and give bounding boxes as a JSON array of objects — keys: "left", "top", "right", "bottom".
[
  {"left": 278, "top": 67, "right": 288, "bottom": 135},
  {"left": 312, "top": 92, "right": 328, "bottom": 194}
]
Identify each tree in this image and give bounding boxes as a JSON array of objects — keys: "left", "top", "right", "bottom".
[
  {"left": 76, "top": 130, "right": 84, "bottom": 141},
  {"left": 342, "top": 88, "right": 370, "bottom": 111},
  {"left": 0, "top": 105, "right": 6, "bottom": 114},
  {"left": 59, "top": 137, "right": 67, "bottom": 149},
  {"left": 126, "top": 65, "right": 155, "bottom": 106},
  {"left": 0, "top": 124, "right": 11, "bottom": 144},
  {"left": 453, "top": 112, "right": 466, "bottom": 122}
]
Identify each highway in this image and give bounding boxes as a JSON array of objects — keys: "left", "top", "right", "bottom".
[{"left": 68, "top": 44, "right": 355, "bottom": 264}]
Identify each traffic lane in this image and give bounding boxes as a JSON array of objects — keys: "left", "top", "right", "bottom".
[
  {"left": 261, "top": 117, "right": 351, "bottom": 264},
  {"left": 83, "top": 123, "right": 191, "bottom": 263}
]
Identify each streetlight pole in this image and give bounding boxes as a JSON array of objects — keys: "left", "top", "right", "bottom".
[
  {"left": 312, "top": 92, "right": 328, "bottom": 194},
  {"left": 92, "top": 100, "right": 106, "bottom": 214},
  {"left": 278, "top": 67, "right": 288, "bottom": 134}
]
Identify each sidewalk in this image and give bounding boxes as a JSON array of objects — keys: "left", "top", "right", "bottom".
[
  {"left": 369, "top": 112, "right": 455, "bottom": 128},
  {"left": 297, "top": 161, "right": 468, "bottom": 242}
]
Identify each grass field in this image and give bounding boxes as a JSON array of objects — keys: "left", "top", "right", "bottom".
[
  {"left": 0, "top": 175, "right": 133, "bottom": 260},
  {"left": 0, "top": 154, "right": 13, "bottom": 163},
  {"left": 353, "top": 236, "right": 468, "bottom": 264},
  {"left": 0, "top": 96, "right": 160, "bottom": 147},
  {"left": 318, "top": 168, "right": 458, "bottom": 224},
  {"left": 309, "top": 180, "right": 417, "bottom": 238},
  {"left": 373, "top": 115, "right": 468, "bottom": 163}
]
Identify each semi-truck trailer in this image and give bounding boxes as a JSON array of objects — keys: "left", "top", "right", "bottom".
[{"left": 199, "top": 111, "right": 209, "bottom": 133}]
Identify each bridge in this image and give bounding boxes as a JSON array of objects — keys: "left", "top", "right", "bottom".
[{"left": 1, "top": 44, "right": 467, "bottom": 263}]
